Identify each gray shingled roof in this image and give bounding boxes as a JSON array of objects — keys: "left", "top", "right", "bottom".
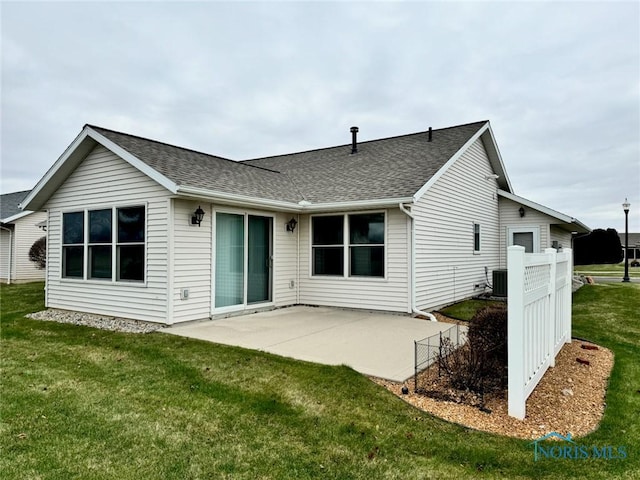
[
  {"left": 0, "top": 190, "right": 31, "bottom": 221},
  {"left": 90, "top": 127, "right": 303, "bottom": 203},
  {"left": 619, "top": 232, "right": 640, "bottom": 247},
  {"left": 89, "top": 121, "right": 487, "bottom": 205},
  {"left": 243, "top": 122, "right": 486, "bottom": 203}
]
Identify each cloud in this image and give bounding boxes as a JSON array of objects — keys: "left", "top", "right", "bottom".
[{"left": 1, "top": 1, "right": 638, "bottom": 231}]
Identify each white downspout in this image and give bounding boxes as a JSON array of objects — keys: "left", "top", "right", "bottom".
[
  {"left": 1, "top": 225, "right": 13, "bottom": 284},
  {"left": 398, "top": 203, "right": 437, "bottom": 322},
  {"left": 296, "top": 214, "right": 300, "bottom": 305}
]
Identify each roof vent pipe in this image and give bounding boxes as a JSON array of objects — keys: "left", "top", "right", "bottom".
[
  {"left": 350, "top": 126, "right": 359, "bottom": 154},
  {"left": 428, "top": 127, "right": 432, "bottom": 142}
]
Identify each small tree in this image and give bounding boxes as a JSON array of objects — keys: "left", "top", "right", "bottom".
[
  {"left": 574, "top": 228, "right": 623, "bottom": 265},
  {"left": 29, "top": 236, "right": 47, "bottom": 270}
]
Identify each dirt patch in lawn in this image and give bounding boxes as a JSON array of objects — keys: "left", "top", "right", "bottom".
[{"left": 372, "top": 317, "right": 614, "bottom": 440}]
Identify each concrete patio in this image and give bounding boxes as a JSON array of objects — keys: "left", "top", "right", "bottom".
[{"left": 164, "top": 306, "right": 455, "bottom": 382}]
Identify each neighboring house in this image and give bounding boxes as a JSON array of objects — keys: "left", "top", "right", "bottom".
[
  {"left": 0, "top": 190, "right": 47, "bottom": 283},
  {"left": 619, "top": 232, "right": 640, "bottom": 263},
  {"left": 21, "top": 120, "right": 589, "bottom": 324}
]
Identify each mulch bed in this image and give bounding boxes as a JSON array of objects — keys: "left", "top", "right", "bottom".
[{"left": 372, "top": 315, "right": 614, "bottom": 440}]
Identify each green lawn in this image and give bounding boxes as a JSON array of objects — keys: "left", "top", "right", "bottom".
[
  {"left": 438, "top": 299, "right": 505, "bottom": 321},
  {"left": 1, "top": 282, "right": 638, "bottom": 479},
  {"left": 574, "top": 263, "right": 640, "bottom": 278}
]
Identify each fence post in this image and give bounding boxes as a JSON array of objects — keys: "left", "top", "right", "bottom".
[
  {"left": 438, "top": 331, "right": 442, "bottom": 377},
  {"left": 507, "top": 245, "right": 526, "bottom": 419},
  {"left": 565, "top": 248, "right": 573, "bottom": 344},
  {"left": 546, "top": 248, "right": 557, "bottom": 367},
  {"left": 414, "top": 340, "right": 418, "bottom": 393}
]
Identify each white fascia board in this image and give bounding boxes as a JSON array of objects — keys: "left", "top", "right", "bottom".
[
  {"left": 20, "top": 127, "right": 93, "bottom": 211},
  {"left": 413, "top": 122, "right": 490, "bottom": 203},
  {"left": 177, "top": 185, "right": 413, "bottom": 213},
  {"left": 21, "top": 126, "right": 179, "bottom": 211},
  {"left": 482, "top": 122, "right": 514, "bottom": 193},
  {"left": 498, "top": 190, "right": 591, "bottom": 232},
  {"left": 86, "top": 128, "right": 179, "bottom": 194},
  {"left": 300, "top": 197, "right": 414, "bottom": 212},
  {"left": 176, "top": 186, "right": 300, "bottom": 212},
  {"left": 1, "top": 211, "right": 33, "bottom": 224}
]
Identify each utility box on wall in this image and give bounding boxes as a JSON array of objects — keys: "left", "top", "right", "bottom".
[{"left": 493, "top": 269, "right": 508, "bottom": 297}]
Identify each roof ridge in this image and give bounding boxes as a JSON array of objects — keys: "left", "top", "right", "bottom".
[
  {"left": 241, "top": 120, "right": 488, "bottom": 162},
  {"left": 85, "top": 124, "right": 283, "bottom": 175}
]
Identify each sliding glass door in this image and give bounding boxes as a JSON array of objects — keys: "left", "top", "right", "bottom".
[
  {"left": 247, "top": 215, "right": 272, "bottom": 304},
  {"left": 215, "top": 212, "right": 272, "bottom": 309},
  {"left": 215, "top": 213, "right": 245, "bottom": 308}
]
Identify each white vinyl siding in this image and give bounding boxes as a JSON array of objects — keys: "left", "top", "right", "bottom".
[
  {"left": 0, "top": 229, "right": 9, "bottom": 281},
  {"left": 413, "top": 138, "right": 501, "bottom": 311},
  {"left": 497, "top": 197, "right": 570, "bottom": 267},
  {"left": 171, "top": 199, "right": 212, "bottom": 323},
  {"left": 298, "top": 208, "right": 410, "bottom": 312},
  {"left": 274, "top": 212, "right": 298, "bottom": 307},
  {"left": 550, "top": 226, "right": 572, "bottom": 251},
  {"left": 43, "top": 145, "right": 171, "bottom": 323},
  {"left": 0, "top": 211, "right": 47, "bottom": 283}
]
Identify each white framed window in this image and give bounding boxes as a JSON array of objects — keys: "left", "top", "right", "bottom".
[
  {"left": 61, "top": 205, "right": 146, "bottom": 282},
  {"left": 88, "top": 208, "right": 112, "bottom": 279},
  {"left": 473, "top": 223, "right": 481, "bottom": 253},
  {"left": 312, "top": 215, "right": 344, "bottom": 276},
  {"left": 311, "top": 212, "right": 385, "bottom": 278},
  {"left": 508, "top": 226, "right": 540, "bottom": 253},
  {"left": 62, "top": 211, "right": 84, "bottom": 278},
  {"left": 349, "top": 213, "right": 384, "bottom": 277}
]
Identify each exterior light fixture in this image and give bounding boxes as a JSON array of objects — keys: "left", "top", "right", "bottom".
[
  {"left": 622, "top": 198, "right": 631, "bottom": 283},
  {"left": 519, "top": 206, "right": 525, "bottom": 218},
  {"left": 191, "top": 206, "right": 205, "bottom": 227},
  {"left": 286, "top": 217, "right": 298, "bottom": 233}
]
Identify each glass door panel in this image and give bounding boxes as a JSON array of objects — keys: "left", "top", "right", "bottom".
[
  {"left": 247, "top": 215, "right": 272, "bottom": 304},
  {"left": 215, "top": 213, "right": 245, "bottom": 308}
]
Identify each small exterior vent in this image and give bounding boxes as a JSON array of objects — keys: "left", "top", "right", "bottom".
[{"left": 493, "top": 269, "right": 508, "bottom": 297}]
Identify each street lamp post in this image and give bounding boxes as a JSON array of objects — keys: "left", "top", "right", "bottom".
[{"left": 622, "top": 198, "right": 631, "bottom": 283}]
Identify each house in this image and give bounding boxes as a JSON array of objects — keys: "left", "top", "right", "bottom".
[
  {"left": 619, "top": 232, "right": 640, "bottom": 263},
  {"left": 1, "top": 190, "right": 48, "bottom": 283},
  {"left": 20, "top": 120, "right": 589, "bottom": 324}
]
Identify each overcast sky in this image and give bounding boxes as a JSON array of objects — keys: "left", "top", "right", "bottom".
[{"left": 2, "top": 1, "right": 639, "bottom": 232}]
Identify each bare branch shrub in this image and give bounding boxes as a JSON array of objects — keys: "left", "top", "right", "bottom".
[{"left": 436, "top": 305, "right": 508, "bottom": 394}]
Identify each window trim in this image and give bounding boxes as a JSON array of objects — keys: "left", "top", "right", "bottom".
[
  {"left": 62, "top": 211, "right": 85, "bottom": 279},
  {"left": 310, "top": 210, "right": 387, "bottom": 280},
  {"left": 87, "top": 208, "right": 113, "bottom": 280},
  {"left": 60, "top": 203, "right": 147, "bottom": 284},
  {"left": 211, "top": 206, "right": 276, "bottom": 314},
  {"left": 507, "top": 226, "right": 540, "bottom": 253},
  {"left": 473, "top": 223, "right": 481, "bottom": 254},
  {"left": 311, "top": 214, "right": 345, "bottom": 277}
]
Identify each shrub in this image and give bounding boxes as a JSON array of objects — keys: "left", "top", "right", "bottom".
[
  {"left": 28, "top": 236, "right": 46, "bottom": 270},
  {"left": 437, "top": 305, "right": 508, "bottom": 395}
]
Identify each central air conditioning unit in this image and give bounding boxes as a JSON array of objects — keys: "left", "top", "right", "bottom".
[{"left": 492, "top": 269, "right": 508, "bottom": 297}]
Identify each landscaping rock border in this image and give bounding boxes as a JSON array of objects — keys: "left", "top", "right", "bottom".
[{"left": 26, "top": 309, "right": 165, "bottom": 334}]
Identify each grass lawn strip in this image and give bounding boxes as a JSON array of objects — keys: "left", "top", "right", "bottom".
[{"left": 1, "top": 282, "right": 638, "bottom": 479}]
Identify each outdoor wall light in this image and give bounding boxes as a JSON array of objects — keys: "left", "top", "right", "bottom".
[
  {"left": 519, "top": 206, "right": 525, "bottom": 218},
  {"left": 191, "top": 206, "right": 205, "bottom": 227},
  {"left": 286, "top": 217, "right": 298, "bottom": 233}
]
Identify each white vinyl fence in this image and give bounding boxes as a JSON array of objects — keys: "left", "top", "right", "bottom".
[{"left": 507, "top": 246, "right": 573, "bottom": 419}]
